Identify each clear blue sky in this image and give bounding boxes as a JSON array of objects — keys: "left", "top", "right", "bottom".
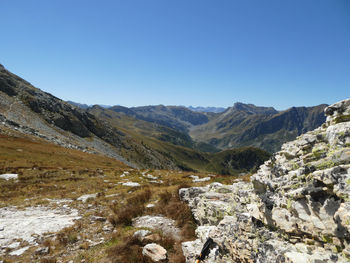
[{"left": 1, "top": 0, "right": 349, "bottom": 109}]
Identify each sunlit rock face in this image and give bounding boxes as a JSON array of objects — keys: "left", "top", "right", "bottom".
[{"left": 181, "top": 98, "right": 350, "bottom": 263}]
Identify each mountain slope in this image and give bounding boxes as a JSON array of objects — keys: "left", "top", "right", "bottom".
[
  {"left": 0, "top": 64, "right": 179, "bottom": 169},
  {"left": 190, "top": 102, "right": 327, "bottom": 152},
  {"left": 0, "top": 64, "right": 270, "bottom": 174}
]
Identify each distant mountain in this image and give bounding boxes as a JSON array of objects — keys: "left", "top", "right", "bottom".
[
  {"left": 190, "top": 102, "right": 327, "bottom": 152},
  {"left": 110, "top": 105, "right": 210, "bottom": 132},
  {"left": 188, "top": 106, "right": 226, "bottom": 113},
  {"left": 67, "top": 101, "right": 111, "bottom": 109},
  {"left": 67, "top": 101, "right": 90, "bottom": 109},
  {"left": 68, "top": 98, "right": 327, "bottom": 154}
]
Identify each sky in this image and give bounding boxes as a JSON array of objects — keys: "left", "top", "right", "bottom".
[{"left": 0, "top": 0, "right": 349, "bottom": 110}]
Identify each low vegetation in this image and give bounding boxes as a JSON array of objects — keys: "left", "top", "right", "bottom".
[{"left": 0, "top": 133, "right": 245, "bottom": 262}]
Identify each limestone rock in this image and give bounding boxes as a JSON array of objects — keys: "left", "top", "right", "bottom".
[
  {"left": 142, "top": 243, "right": 167, "bottom": 262},
  {"left": 181, "top": 99, "right": 350, "bottom": 262},
  {"left": 132, "top": 215, "right": 181, "bottom": 240},
  {"left": 133, "top": 229, "right": 152, "bottom": 242}
]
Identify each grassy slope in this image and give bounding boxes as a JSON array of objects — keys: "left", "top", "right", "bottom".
[
  {"left": 0, "top": 133, "right": 128, "bottom": 171},
  {"left": 0, "top": 129, "right": 244, "bottom": 263}
]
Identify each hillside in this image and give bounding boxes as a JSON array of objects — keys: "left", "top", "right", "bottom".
[{"left": 0, "top": 64, "right": 269, "bottom": 174}]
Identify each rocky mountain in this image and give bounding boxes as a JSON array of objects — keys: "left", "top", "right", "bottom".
[
  {"left": 109, "top": 104, "right": 211, "bottom": 132},
  {"left": 188, "top": 106, "right": 226, "bottom": 113},
  {"left": 94, "top": 101, "right": 327, "bottom": 154},
  {"left": 190, "top": 102, "right": 327, "bottom": 153},
  {"left": 0, "top": 64, "right": 270, "bottom": 174},
  {"left": 180, "top": 98, "right": 350, "bottom": 262},
  {"left": 67, "top": 101, "right": 111, "bottom": 109},
  {"left": 0, "top": 64, "right": 185, "bottom": 169}
]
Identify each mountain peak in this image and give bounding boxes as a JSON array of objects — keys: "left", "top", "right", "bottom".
[{"left": 232, "top": 102, "right": 278, "bottom": 115}]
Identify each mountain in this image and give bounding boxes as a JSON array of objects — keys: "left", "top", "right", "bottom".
[
  {"left": 103, "top": 101, "right": 327, "bottom": 153},
  {"left": 181, "top": 98, "right": 350, "bottom": 262},
  {"left": 109, "top": 104, "right": 211, "bottom": 132},
  {"left": 0, "top": 64, "right": 180, "bottom": 169},
  {"left": 188, "top": 106, "right": 226, "bottom": 113},
  {"left": 67, "top": 101, "right": 111, "bottom": 109},
  {"left": 190, "top": 102, "right": 327, "bottom": 152},
  {"left": 0, "top": 64, "right": 270, "bottom": 174}
]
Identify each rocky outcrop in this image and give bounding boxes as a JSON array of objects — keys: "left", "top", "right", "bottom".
[{"left": 181, "top": 98, "right": 350, "bottom": 262}]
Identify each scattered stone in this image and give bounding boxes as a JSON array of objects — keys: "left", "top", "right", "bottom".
[
  {"left": 9, "top": 246, "right": 30, "bottom": 256},
  {"left": 133, "top": 230, "right": 152, "bottom": 241},
  {"left": 144, "top": 174, "right": 158, "bottom": 180},
  {"left": 35, "top": 246, "right": 49, "bottom": 255},
  {"left": 142, "top": 243, "right": 167, "bottom": 262},
  {"left": 102, "top": 225, "right": 113, "bottom": 232},
  {"left": 91, "top": 216, "right": 106, "bottom": 222},
  {"left": 7, "top": 242, "right": 20, "bottom": 249},
  {"left": 0, "top": 174, "right": 18, "bottom": 180},
  {"left": 193, "top": 177, "right": 211, "bottom": 182},
  {"left": 146, "top": 204, "right": 155, "bottom": 208},
  {"left": 122, "top": 182, "right": 140, "bottom": 187},
  {"left": 77, "top": 193, "right": 97, "bottom": 203},
  {"left": 133, "top": 215, "right": 181, "bottom": 241}
]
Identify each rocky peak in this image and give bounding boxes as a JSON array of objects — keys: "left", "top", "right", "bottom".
[
  {"left": 232, "top": 102, "right": 278, "bottom": 115},
  {"left": 325, "top": 99, "right": 350, "bottom": 125},
  {"left": 181, "top": 98, "right": 350, "bottom": 262}
]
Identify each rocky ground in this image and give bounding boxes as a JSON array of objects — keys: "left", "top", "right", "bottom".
[
  {"left": 0, "top": 163, "right": 237, "bottom": 262},
  {"left": 180, "top": 98, "right": 350, "bottom": 262}
]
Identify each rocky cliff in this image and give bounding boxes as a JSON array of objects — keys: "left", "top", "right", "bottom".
[{"left": 180, "top": 98, "right": 350, "bottom": 262}]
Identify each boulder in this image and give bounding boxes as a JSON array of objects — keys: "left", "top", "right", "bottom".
[{"left": 142, "top": 243, "right": 167, "bottom": 262}]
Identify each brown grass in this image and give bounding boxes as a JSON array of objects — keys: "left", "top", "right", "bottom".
[
  {"left": 109, "top": 188, "right": 152, "bottom": 226},
  {"left": 0, "top": 134, "right": 128, "bottom": 170},
  {"left": 154, "top": 187, "right": 196, "bottom": 240}
]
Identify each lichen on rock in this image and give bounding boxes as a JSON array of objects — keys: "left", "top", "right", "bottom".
[{"left": 181, "top": 98, "right": 350, "bottom": 262}]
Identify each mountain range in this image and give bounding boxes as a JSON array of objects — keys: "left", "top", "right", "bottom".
[{"left": 0, "top": 63, "right": 327, "bottom": 174}]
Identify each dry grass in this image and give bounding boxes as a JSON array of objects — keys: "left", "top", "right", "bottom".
[
  {"left": 109, "top": 188, "right": 152, "bottom": 226},
  {"left": 0, "top": 133, "right": 237, "bottom": 262},
  {"left": 154, "top": 187, "right": 196, "bottom": 240},
  {"left": 0, "top": 134, "right": 127, "bottom": 171}
]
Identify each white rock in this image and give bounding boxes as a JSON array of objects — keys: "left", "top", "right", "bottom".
[
  {"left": 0, "top": 174, "right": 18, "bottom": 180},
  {"left": 122, "top": 182, "right": 140, "bottom": 187},
  {"left": 193, "top": 177, "right": 211, "bottom": 182},
  {"left": 9, "top": 246, "right": 30, "bottom": 256},
  {"left": 133, "top": 229, "right": 152, "bottom": 241},
  {"left": 142, "top": 243, "right": 167, "bottom": 262},
  {"left": 0, "top": 206, "right": 80, "bottom": 247},
  {"left": 133, "top": 215, "right": 181, "bottom": 240},
  {"left": 8, "top": 242, "right": 20, "bottom": 249},
  {"left": 77, "top": 193, "right": 97, "bottom": 202}
]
